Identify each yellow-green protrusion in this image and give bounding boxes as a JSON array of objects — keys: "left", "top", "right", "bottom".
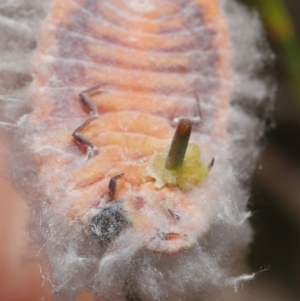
[{"left": 146, "top": 143, "right": 208, "bottom": 190}]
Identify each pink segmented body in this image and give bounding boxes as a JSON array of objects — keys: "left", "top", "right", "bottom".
[{"left": 27, "top": 0, "right": 233, "bottom": 254}]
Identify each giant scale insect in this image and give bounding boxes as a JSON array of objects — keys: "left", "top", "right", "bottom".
[
  {"left": 29, "top": 0, "right": 232, "bottom": 252},
  {"left": 17, "top": 0, "right": 267, "bottom": 299}
]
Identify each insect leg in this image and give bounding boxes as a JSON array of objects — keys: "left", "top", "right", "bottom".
[
  {"left": 172, "top": 93, "right": 202, "bottom": 125},
  {"left": 79, "top": 85, "right": 103, "bottom": 117},
  {"left": 108, "top": 173, "right": 125, "bottom": 198},
  {"left": 208, "top": 157, "right": 215, "bottom": 170},
  {"left": 167, "top": 208, "right": 180, "bottom": 220},
  {"left": 72, "top": 117, "right": 98, "bottom": 159},
  {"left": 73, "top": 85, "right": 104, "bottom": 158}
]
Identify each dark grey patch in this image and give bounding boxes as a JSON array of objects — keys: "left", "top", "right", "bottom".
[{"left": 90, "top": 204, "right": 131, "bottom": 247}]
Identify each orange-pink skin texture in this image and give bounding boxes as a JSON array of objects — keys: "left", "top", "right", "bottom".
[{"left": 27, "top": 0, "right": 233, "bottom": 253}]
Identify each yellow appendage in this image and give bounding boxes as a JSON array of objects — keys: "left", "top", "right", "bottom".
[{"left": 146, "top": 143, "right": 208, "bottom": 190}]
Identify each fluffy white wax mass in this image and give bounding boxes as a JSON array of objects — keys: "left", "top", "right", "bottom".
[
  {"left": 0, "top": 0, "right": 50, "bottom": 123},
  {"left": 0, "top": 0, "right": 274, "bottom": 301}
]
